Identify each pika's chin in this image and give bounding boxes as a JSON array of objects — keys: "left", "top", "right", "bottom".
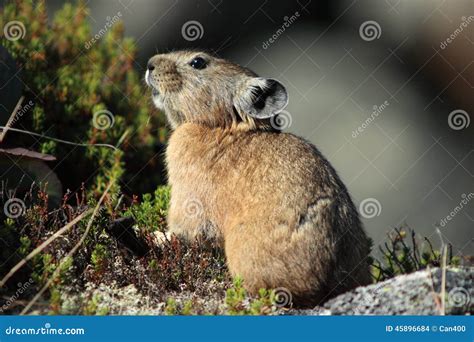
[{"left": 152, "top": 92, "right": 164, "bottom": 111}]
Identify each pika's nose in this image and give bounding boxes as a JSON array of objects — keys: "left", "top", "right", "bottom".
[
  {"left": 147, "top": 56, "right": 177, "bottom": 73},
  {"left": 147, "top": 60, "right": 155, "bottom": 71}
]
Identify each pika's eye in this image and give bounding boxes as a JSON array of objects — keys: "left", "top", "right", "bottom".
[{"left": 189, "top": 57, "right": 207, "bottom": 70}]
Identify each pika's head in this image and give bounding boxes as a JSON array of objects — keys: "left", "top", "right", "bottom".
[{"left": 146, "top": 50, "right": 288, "bottom": 130}]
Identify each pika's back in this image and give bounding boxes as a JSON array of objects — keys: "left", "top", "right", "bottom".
[
  {"left": 165, "top": 123, "right": 371, "bottom": 305},
  {"left": 167, "top": 123, "right": 341, "bottom": 201}
]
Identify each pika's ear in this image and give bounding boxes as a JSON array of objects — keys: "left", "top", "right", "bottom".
[{"left": 235, "top": 78, "right": 288, "bottom": 119}]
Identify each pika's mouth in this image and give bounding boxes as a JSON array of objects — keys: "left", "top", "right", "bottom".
[
  {"left": 145, "top": 70, "right": 160, "bottom": 97},
  {"left": 145, "top": 69, "right": 151, "bottom": 86}
]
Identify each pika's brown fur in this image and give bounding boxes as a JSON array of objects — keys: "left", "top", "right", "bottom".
[{"left": 146, "top": 50, "right": 371, "bottom": 307}]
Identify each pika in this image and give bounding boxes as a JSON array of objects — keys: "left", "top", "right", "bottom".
[{"left": 146, "top": 50, "right": 371, "bottom": 306}]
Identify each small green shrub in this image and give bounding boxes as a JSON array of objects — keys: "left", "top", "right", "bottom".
[
  {"left": 225, "top": 277, "right": 275, "bottom": 315},
  {"left": 1, "top": 0, "right": 167, "bottom": 196},
  {"left": 371, "top": 227, "right": 461, "bottom": 281},
  {"left": 125, "top": 186, "right": 170, "bottom": 232},
  {"left": 83, "top": 293, "right": 109, "bottom": 316},
  {"left": 91, "top": 244, "right": 109, "bottom": 273}
]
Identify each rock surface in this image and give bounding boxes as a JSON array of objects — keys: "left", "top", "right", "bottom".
[
  {"left": 35, "top": 267, "right": 473, "bottom": 315},
  {"left": 289, "top": 267, "right": 473, "bottom": 315}
]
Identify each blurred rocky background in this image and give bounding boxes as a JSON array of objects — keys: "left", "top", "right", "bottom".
[{"left": 7, "top": 0, "right": 474, "bottom": 255}]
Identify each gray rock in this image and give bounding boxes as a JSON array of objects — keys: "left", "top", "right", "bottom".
[{"left": 289, "top": 267, "right": 473, "bottom": 315}]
